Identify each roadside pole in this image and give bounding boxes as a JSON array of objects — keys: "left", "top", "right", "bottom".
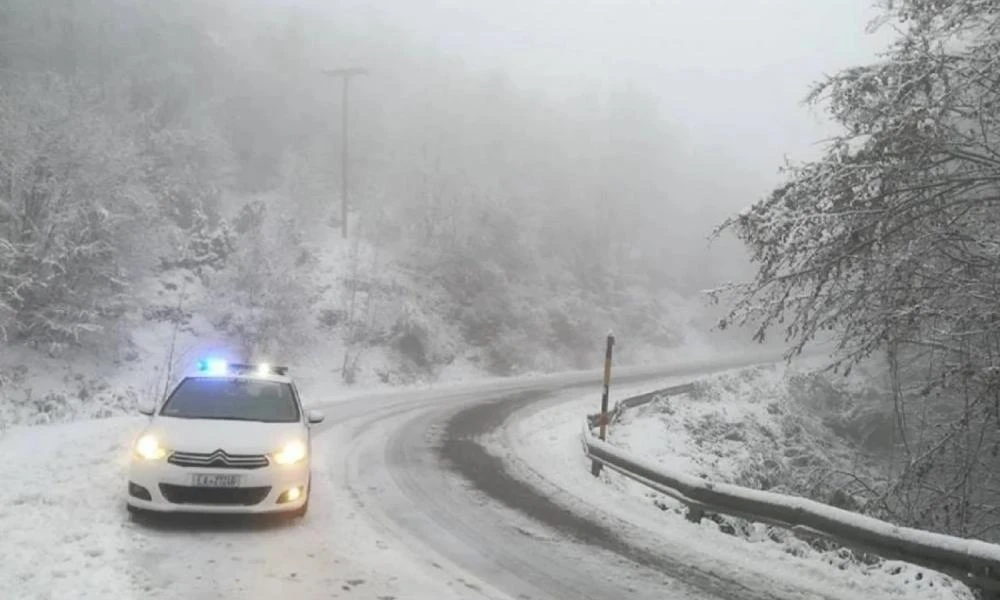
[
  {"left": 591, "top": 331, "right": 615, "bottom": 476},
  {"left": 321, "top": 66, "right": 368, "bottom": 239}
]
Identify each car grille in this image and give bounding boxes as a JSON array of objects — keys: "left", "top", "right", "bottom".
[
  {"left": 159, "top": 484, "right": 271, "bottom": 506},
  {"left": 168, "top": 449, "right": 270, "bottom": 470}
]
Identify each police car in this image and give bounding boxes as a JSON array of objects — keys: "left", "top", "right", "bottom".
[{"left": 126, "top": 359, "right": 324, "bottom": 517}]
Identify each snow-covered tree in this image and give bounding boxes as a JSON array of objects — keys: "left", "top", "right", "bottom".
[
  {"left": 213, "top": 200, "right": 318, "bottom": 360},
  {"left": 718, "top": 0, "right": 1000, "bottom": 539},
  {"left": 0, "top": 77, "right": 146, "bottom": 351}
]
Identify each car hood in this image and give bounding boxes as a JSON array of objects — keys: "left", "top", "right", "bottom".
[{"left": 146, "top": 416, "right": 306, "bottom": 455}]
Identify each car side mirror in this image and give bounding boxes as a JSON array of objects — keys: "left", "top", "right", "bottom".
[
  {"left": 138, "top": 400, "right": 156, "bottom": 416},
  {"left": 307, "top": 410, "right": 325, "bottom": 424}
]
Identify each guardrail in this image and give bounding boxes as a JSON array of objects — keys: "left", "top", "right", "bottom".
[
  {"left": 586, "top": 383, "right": 694, "bottom": 430},
  {"left": 582, "top": 384, "right": 1000, "bottom": 594}
]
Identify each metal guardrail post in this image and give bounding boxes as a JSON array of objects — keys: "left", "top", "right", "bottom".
[
  {"left": 591, "top": 331, "right": 615, "bottom": 476},
  {"left": 599, "top": 331, "right": 615, "bottom": 441}
]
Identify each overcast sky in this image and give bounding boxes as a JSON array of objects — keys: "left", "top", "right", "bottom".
[{"left": 329, "top": 0, "right": 895, "bottom": 206}]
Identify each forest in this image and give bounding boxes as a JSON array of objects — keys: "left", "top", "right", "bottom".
[{"left": 0, "top": 0, "right": 743, "bottom": 389}]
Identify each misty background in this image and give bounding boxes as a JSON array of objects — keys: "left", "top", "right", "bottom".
[{"left": 0, "top": 0, "right": 888, "bottom": 393}]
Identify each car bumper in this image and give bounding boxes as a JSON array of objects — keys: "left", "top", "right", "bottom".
[{"left": 126, "top": 458, "right": 309, "bottom": 514}]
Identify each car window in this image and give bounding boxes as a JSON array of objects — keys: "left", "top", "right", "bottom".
[{"left": 160, "top": 377, "right": 301, "bottom": 423}]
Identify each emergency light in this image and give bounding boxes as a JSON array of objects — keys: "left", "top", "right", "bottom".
[
  {"left": 196, "top": 359, "right": 288, "bottom": 376},
  {"left": 196, "top": 358, "right": 229, "bottom": 375}
]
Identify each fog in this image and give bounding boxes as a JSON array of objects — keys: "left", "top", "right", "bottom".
[
  {"left": 310, "top": 0, "right": 896, "bottom": 294},
  {"left": 0, "top": 0, "right": 894, "bottom": 377},
  {"left": 334, "top": 0, "right": 894, "bottom": 200}
]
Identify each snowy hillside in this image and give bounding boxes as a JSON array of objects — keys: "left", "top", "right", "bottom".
[
  {"left": 501, "top": 370, "right": 976, "bottom": 600},
  {"left": 0, "top": 202, "right": 721, "bottom": 428}
]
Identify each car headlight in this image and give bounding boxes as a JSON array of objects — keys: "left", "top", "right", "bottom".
[
  {"left": 134, "top": 434, "right": 167, "bottom": 460},
  {"left": 272, "top": 440, "right": 307, "bottom": 465}
]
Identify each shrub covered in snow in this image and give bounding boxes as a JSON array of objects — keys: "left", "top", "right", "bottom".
[{"left": 0, "top": 361, "right": 142, "bottom": 429}]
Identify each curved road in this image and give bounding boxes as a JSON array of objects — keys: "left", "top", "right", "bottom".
[{"left": 314, "top": 354, "right": 815, "bottom": 600}]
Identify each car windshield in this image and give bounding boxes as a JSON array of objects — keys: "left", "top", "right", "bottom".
[{"left": 160, "top": 377, "right": 301, "bottom": 423}]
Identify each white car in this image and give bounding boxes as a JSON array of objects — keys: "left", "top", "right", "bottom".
[{"left": 126, "top": 360, "right": 324, "bottom": 517}]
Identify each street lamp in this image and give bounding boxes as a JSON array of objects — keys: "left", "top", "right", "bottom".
[{"left": 322, "top": 67, "right": 368, "bottom": 239}]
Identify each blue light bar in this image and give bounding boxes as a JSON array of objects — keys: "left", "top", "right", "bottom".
[{"left": 197, "top": 358, "right": 229, "bottom": 375}]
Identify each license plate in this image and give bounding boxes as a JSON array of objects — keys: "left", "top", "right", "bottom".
[{"left": 190, "top": 474, "right": 243, "bottom": 487}]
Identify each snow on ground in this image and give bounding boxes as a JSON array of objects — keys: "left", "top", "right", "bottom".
[
  {"left": 493, "top": 373, "right": 976, "bottom": 600},
  {"left": 0, "top": 417, "right": 147, "bottom": 599},
  {"left": 611, "top": 360, "right": 871, "bottom": 489},
  {"left": 0, "top": 412, "right": 491, "bottom": 600}
]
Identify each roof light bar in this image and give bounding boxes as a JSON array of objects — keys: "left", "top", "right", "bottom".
[
  {"left": 229, "top": 363, "right": 289, "bottom": 376},
  {"left": 196, "top": 359, "right": 288, "bottom": 376}
]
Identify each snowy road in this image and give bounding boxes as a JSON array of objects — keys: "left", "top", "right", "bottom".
[
  {"left": 335, "top": 358, "right": 938, "bottom": 600},
  {"left": 3, "top": 352, "right": 924, "bottom": 600},
  {"left": 347, "top": 383, "right": 779, "bottom": 599}
]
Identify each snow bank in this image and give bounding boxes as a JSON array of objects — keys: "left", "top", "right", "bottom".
[{"left": 0, "top": 417, "right": 147, "bottom": 599}]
